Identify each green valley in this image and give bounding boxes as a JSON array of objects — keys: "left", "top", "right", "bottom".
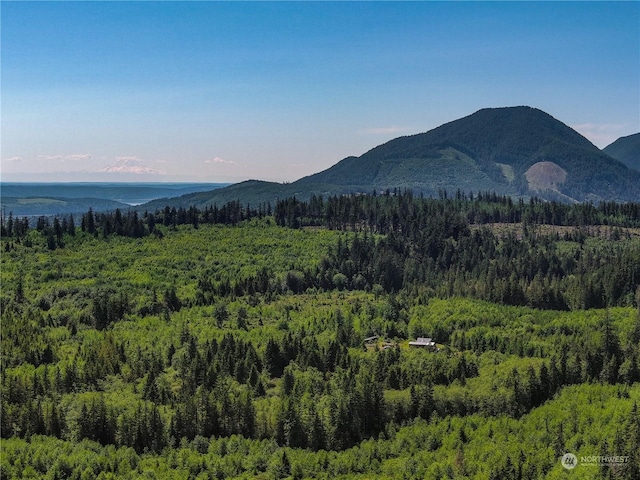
[{"left": 1, "top": 193, "right": 639, "bottom": 479}]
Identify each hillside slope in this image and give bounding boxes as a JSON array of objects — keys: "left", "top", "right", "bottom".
[{"left": 603, "top": 132, "right": 640, "bottom": 171}]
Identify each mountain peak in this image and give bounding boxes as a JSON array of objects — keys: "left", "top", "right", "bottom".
[
  {"left": 146, "top": 107, "right": 640, "bottom": 209},
  {"left": 297, "top": 106, "right": 638, "bottom": 202}
]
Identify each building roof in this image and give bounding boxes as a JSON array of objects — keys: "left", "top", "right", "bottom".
[{"left": 409, "top": 337, "right": 435, "bottom": 346}]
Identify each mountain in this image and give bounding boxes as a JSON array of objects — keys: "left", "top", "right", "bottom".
[
  {"left": 143, "top": 107, "right": 640, "bottom": 209},
  {"left": 142, "top": 180, "right": 296, "bottom": 211},
  {"left": 603, "top": 133, "right": 640, "bottom": 172},
  {"left": 298, "top": 106, "right": 640, "bottom": 202},
  {"left": 1, "top": 183, "right": 227, "bottom": 217},
  {"left": 1, "top": 197, "right": 131, "bottom": 217}
]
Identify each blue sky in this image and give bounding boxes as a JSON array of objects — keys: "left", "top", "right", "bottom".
[{"left": 2, "top": 1, "right": 639, "bottom": 182}]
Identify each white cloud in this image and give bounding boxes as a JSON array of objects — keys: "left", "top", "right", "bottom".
[
  {"left": 571, "top": 123, "right": 630, "bottom": 148},
  {"left": 37, "top": 153, "right": 92, "bottom": 161},
  {"left": 67, "top": 153, "right": 92, "bottom": 161},
  {"left": 205, "top": 157, "right": 235, "bottom": 164},
  {"left": 3, "top": 156, "right": 23, "bottom": 162},
  {"left": 115, "top": 156, "right": 141, "bottom": 162}
]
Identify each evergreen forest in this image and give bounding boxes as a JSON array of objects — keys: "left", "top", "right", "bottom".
[{"left": 1, "top": 191, "right": 639, "bottom": 479}]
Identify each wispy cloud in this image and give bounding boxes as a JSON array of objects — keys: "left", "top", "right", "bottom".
[
  {"left": 205, "top": 157, "right": 235, "bottom": 164},
  {"left": 37, "top": 153, "right": 92, "bottom": 161},
  {"left": 571, "top": 123, "right": 630, "bottom": 148},
  {"left": 358, "top": 126, "right": 408, "bottom": 135},
  {"left": 3, "top": 156, "right": 23, "bottom": 162},
  {"left": 115, "top": 156, "right": 140, "bottom": 162},
  {"left": 68, "top": 153, "right": 92, "bottom": 161}
]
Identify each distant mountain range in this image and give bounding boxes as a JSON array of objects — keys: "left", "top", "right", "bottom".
[
  {"left": 1, "top": 183, "right": 228, "bottom": 217},
  {"left": 1, "top": 196, "right": 131, "bottom": 218},
  {"left": 604, "top": 133, "right": 640, "bottom": 172},
  {"left": 143, "top": 106, "right": 640, "bottom": 209}
]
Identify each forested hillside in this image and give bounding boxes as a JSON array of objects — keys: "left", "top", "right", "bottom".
[
  {"left": 297, "top": 107, "right": 640, "bottom": 202},
  {"left": 604, "top": 133, "right": 640, "bottom": 172},
  {"left": 1, "top": 193, "right": 639, "bottom": 479}
]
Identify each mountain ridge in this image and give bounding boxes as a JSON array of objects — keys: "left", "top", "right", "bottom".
[{"left": 142, "top": 106, "right": 640, "bottom": 210}]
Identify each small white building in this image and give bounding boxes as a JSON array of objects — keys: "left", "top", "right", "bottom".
[{"left": 409, "top": 337, "right": 436, "bottom": 349}]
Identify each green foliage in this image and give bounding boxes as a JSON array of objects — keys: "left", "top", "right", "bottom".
[
  {"left": 2, "top": 200, "right": 640, "bottom": 478},
  {"left": 276, "top": 192, "right": 640, "bottom": 309},
  {"left": 2, "top": 384, "right": 639, "bottom": 479}
]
